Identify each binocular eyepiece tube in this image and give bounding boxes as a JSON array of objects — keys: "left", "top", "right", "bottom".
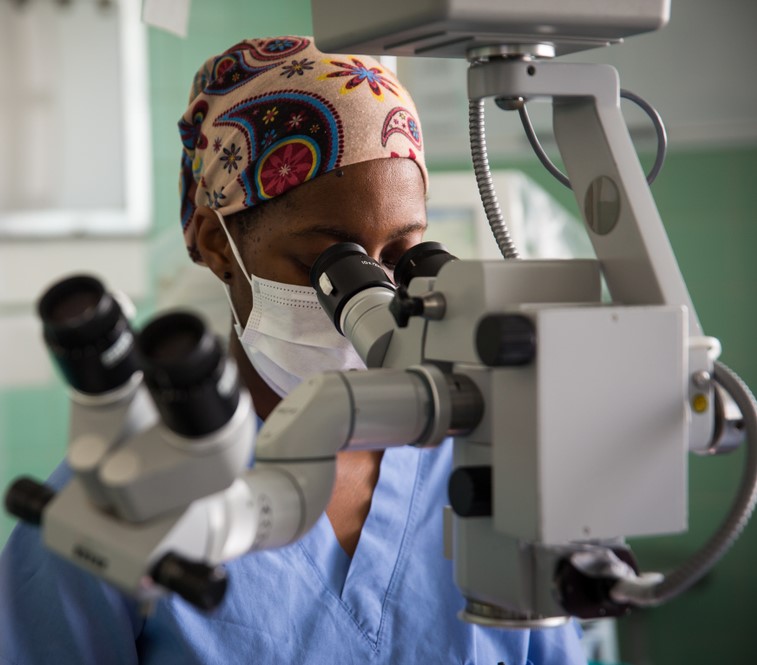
[
  {"left": 393, "top": 241, "right": 457, "bottom": 288},
  {"left": 309, "top": 241, "right": 456, "bottom": 367},
  {"left": 310, "top": 242, "right": 395, "bottom": 335},
  {"left": 38, "top": 274, "right": 242, "bottom": 439},
  {"left": 310, "top": 243, "right": 397, "bottom": 367},
  {"left": 37, "top": 275, "right": 140, "bottom": 396},
  {"left": 138, "top": 312, "right": 240, "bottom": 439}
]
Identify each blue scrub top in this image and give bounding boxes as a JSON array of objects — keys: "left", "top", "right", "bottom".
[{"left": 0, "top": 438, "right": 586, "bottom": 664}]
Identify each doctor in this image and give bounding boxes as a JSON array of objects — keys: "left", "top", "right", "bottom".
[{"left": 0, "top": 36, "right": 586, "bottom": 664}]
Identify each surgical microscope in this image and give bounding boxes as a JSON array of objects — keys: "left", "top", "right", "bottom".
[{"left": 5, "top": 0, "right": 757, "bottom": 627}]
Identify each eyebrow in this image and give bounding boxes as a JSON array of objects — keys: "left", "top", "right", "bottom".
[{"left": 290, "top": 221, "right": 427, "bottom": 244}]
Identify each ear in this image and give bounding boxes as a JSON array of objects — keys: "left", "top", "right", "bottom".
[{"left": 193, "top": 206, "right": 235, "bottom": 281}]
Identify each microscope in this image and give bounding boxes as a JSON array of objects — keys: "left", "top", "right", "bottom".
[{"left": 6, "top": 0, "right": 756, "bottom": 627}]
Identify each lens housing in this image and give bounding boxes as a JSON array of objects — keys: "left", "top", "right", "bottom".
[
  {"left": 137, "top": 312, "right": 239, "bottom": 438},
  {"left": 394, "top": 241, "right": 457, "bottom": 288},
  {"left": 37, "top": 275, "right": 139, "bottom": 394},
  {"left": 310, "top": 242, "right": 395, "bottom": 334}
]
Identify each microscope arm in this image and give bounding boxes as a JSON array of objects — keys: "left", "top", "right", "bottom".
[
  {"left": 468, "top": 58, "right": 720, "bottom": 452},
  {"left": 469, "top": 61, "right": 695, "bottom": 325},
  {"left": 208, "top": 365, "right": 482, "bottom": 560}
]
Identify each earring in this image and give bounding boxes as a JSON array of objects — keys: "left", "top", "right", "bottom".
[{"left": 223, "top": 271, "right": 232, "bottom": 281}]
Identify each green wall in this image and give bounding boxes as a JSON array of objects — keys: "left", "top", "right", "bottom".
[
  {"left": 1, "top": 2, "right": 756, "bottom": 662},
  {"left": 617, "top": 149, "right": 757, "bottom": 665}
]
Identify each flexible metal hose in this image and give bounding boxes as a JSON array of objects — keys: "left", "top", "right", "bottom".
[
  {"left": 468, "top": 98, "right": 520, "bottom": 259},
  {"left": 617, "top": 361, "right": 757, "bottom": 606}
]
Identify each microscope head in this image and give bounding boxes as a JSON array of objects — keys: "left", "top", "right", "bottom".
[{"left": 312, "top": 0, "right": 670, "bottom": 60}]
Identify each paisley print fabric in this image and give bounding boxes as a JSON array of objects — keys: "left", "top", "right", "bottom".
[{"left": 178, "top": 36, "right": 427, "bottom": 264}]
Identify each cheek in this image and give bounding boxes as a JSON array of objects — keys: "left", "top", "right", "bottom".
[
  {"left": 237, "top": 232, "right": 271, "bottom": 278},
  {"left": 239, "top": 231, "right": 288, "bottom": 280},
  {"left": 228, "top": 275, "right": 252, "bottom": 324},
  {"left": 248, "top": 243, "right": 313, "bottom": 286}
]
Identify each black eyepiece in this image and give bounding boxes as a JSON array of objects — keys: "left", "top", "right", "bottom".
[
  {"left": 394, "top": 241, "right": 457, "bottom": 288},
  {"left": 37, "top": 275, "right": 139, "bottom": 394},
  {"left": 310, "top": 242, "right": 395, "bottom": 333},
  {"left": 137, "top": 312, "right": 239, "bottom": 438}
]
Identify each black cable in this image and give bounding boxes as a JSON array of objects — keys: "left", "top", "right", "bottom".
[
  {"left": 517, "top": 103, "right": 570, "bottom": 188},
  {"left": 621, "top": 88, "right": 667, "bottom": 184},
  {"left": 515, "top": 89, "right": 668, "bottom": 189}
]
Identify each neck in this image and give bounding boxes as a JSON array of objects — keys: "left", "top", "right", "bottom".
[
  {"left": 228, "top": 326, "right": 383, "bottom": 557},
  {"left": 228, "top": 329, "right": 281, "bottom": 420}
]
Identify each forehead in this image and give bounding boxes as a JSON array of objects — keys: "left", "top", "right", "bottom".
[{"left": 264, "top": 158, "right": 427, "bottom": 239}]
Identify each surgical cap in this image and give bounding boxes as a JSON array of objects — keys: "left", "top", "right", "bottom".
[{"left": 178, "top": 36, "right": 427, "bottom": 263}]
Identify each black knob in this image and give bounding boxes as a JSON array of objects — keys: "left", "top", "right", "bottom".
[
  {"left": 476, "top": 314, "right": 536, "bottom": 367},
  {"left": 555, "top": 548, "right": 638, "bottom": 619},
  {"left": 151, "top": 552, "right": 228, "bottom": 611},
  {"left": 448, "top": 466, "right": 492, "bottom": 517},
  {"left": 388, "top": 286, "right": 424, "bottom": 328},
  {"left": 4, "top": 477, "right": 55, "bottom": 526}
]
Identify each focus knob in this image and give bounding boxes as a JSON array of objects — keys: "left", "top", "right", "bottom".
[
  {"left": 4, "top": 477, "right": 55, "bottom": 526},
  {"left": 448, "top": 466, "right": 492, "bottom": 517},
  {"left": 151, "top": 552, "right": 228, "bottom": 610},
  {"left": 476, "top": 314, "right": 536, "bottom": 367}
]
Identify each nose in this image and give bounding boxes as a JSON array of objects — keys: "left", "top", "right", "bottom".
[
  {"left": 373, "top": 255, "right": 395, "bottom": 284},
  {"left": 362, "top": 246, "right": 395, "bottom": 283}
]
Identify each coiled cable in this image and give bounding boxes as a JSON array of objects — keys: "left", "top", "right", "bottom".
[{"left": 517, "top": 88, "right": 668, "bottom": 189}]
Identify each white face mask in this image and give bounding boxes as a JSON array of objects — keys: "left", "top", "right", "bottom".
[{"left": 214, "top": 210, "right": 366, "bottom": 397}]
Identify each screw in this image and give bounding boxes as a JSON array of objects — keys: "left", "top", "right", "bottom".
[{"left": 692, "top": 370, "right": 712, "bottom": 389}]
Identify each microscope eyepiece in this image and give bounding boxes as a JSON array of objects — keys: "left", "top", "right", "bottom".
[
  {"left": 310, "top": 242, "right": 395, "bottom": 334},
  {"left": 137, "top": 312, "right": 240, "bottom": 438},
  {"left": 394, "top": 241, "right": 457, "bottom": 288},
  {"left": 37, "top": 275, "right": 139, "bottom": 395}
]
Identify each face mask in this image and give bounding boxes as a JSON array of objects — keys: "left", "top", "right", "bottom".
[{"left": 214, "top": 210, "right": 366, "bottom": 397}]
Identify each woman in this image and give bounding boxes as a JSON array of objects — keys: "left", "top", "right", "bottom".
[{"left": 0, "top": 36, "right": 586, "bottom": 664}]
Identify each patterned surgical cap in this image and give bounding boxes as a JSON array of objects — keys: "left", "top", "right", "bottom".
[{"left": 178, "top": 36, "right": 427, "bottom": 263}]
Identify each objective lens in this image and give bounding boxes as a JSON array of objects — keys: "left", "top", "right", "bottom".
[
  {"left": 310, "top": 242, "right": 395, "bottom": 334},
  {"left": 394, "top": 241, "right": 457, "bottom": 288},
  {"left": 137, "top": 312, "right": 240, "bottom": 438},
  {"left": 37, "top": 275, "right": 139, "bottom": 395}
]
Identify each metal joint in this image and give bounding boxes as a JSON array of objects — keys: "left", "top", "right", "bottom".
[{"left": 466, "top": 43, "right": 556, "bottom": 64}]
